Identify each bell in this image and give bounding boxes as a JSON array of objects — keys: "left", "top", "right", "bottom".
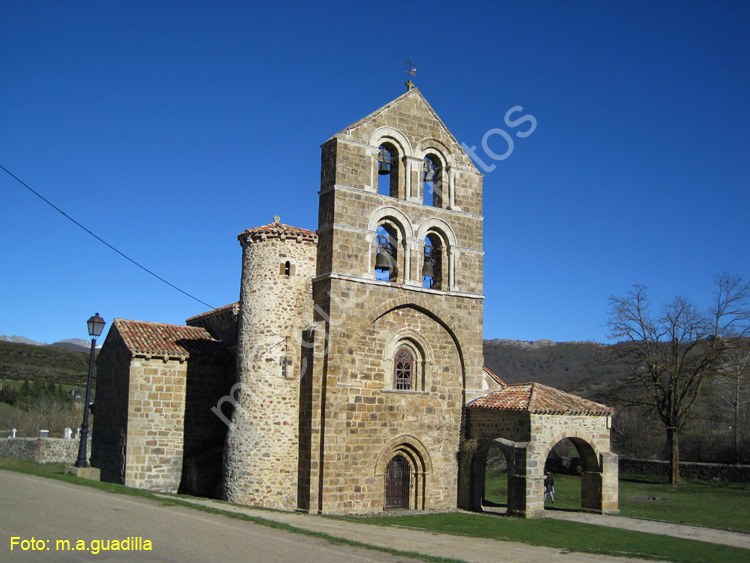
[
  {"left": 421, "top": 259, "right": 434, "bottom": 278},
  {"left": 375, "top": 251, "right": 392, "bottom": 271},
  {"left": 423, "top": 159, "right": 434, "bottom": 182},
  {"left": 378, "top": 147, "right": 391, "bottom": 175}
]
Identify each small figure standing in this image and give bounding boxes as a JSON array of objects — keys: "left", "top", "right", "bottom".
[{"left": 544, "top": 472, "right": 555, "bottom": 503}]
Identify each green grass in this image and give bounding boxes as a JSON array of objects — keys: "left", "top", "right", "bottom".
[
  {"left": 345, "top": 511, "right": 748, "bottom": 562},
  {"left": 485, "top": 470, "right": 750, "bottom": 532},
  {"left": 618, "top": 473, "right": 750, "bottom": 532}
]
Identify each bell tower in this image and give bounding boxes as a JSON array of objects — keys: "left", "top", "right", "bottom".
[{"left": 303, "top": 88, "right": 487, "bottom": 514}]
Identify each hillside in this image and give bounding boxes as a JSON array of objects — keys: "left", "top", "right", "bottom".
[
  {"left": 483, "top": 339, "right": 629, "bottom": 401},
  {"left": 1, "top": 337, "right": 619, "bottom": 397},
  {"left": 0, "top": 341, "right": 92, "bottom": 387}
]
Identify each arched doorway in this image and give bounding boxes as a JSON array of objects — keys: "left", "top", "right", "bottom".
[
  {"left": 483, "top": 442, "right": 512, "bottom": 509},
  {"left": 542, "top": 438, "right": 582, "bottom": 509},
  {"left": 376, "top": 436, "right": 432, "bottom": 511},
  {"left": 385, "top": 454, "right": 411, "bottom": 509}
]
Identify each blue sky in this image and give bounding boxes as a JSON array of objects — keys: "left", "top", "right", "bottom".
[{"left": 1, "top": 1, "right": 748, "bottom": 345}]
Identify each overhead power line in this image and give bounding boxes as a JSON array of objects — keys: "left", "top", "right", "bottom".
[{"left": 1, "top": 164, "right": 215, "bottom": 311}]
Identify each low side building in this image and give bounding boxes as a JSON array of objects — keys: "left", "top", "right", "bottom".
[{"left": 92, "top": 319, "right": 233, "bottom": 494}]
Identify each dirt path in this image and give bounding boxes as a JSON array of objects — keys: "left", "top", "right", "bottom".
[{"left": 542, "top": 508, "right": 750, "bottom": 550}]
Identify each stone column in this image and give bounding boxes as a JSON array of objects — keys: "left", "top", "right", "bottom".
[{"left": 601, "top": 452, "right": 620, "bottom": 514}]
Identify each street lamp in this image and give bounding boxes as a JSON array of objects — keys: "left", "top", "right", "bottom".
[{"left": 75, "top": 313, "right": 105, "bottom": 468}]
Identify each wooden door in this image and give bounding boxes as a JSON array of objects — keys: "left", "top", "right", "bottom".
[{"left": 385, "top": 454, "right": 410, "bottom": 509}]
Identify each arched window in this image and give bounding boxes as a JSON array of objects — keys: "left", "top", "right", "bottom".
[
  {"left": 378, "top": 144, "right": 400, "bottom": 198},
  {"left": 384, "top": 335, "right": 429, "bottom": 392},
  {"left": 394, "top": 347, "right": 414, "bottom": 390},
  {"left": 280, "top": 260, "right": 294, "bottom": 277}
]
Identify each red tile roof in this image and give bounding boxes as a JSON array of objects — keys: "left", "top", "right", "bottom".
[
  {"left": 483, "top": 366, "right": 506, "bottom": 387},
  {"left": 238, "top": 218, "right": 317, "bottom": 243},
  {"left": 112, "top": 319, "right": 228, "bottom": 359},
  {"left": 467, "top": 382, "right": 613, "bottom": 416}
]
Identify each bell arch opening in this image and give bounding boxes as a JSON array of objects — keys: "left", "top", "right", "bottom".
[
  {"left": 422, "top": 232, "right": 444, "bottom": 289},
  {"left": 422, "top": 154, "right": 443, "bottom": 207},
  {"left": 377, "top": 143, "right": 400, "bottom": 197},
  {"left": 374, "top": 223, "right": 399, "bottom": 282}
]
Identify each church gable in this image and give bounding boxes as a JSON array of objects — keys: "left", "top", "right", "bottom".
[{"left": 331, "top": 88, "right": 478, "bottom": 175}]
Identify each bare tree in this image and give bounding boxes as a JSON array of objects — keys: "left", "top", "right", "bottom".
[
  {"left": 606, "top": 274, "right": 750, "bottom": 483},
  {"left": 715, "top": 347, "right": 750, "bottom": 463}
]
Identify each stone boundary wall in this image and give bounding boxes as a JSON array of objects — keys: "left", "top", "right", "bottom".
[
  {"left": 0, "top": 437, "right": 92, "bottom": 464},
  {"left": 619, "top": 458, "right": 750, "bottom": 482},
  {"left": 494, "top": 455, "right": 750, "bottom": 483}
]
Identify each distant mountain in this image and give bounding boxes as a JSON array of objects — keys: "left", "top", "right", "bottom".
[
  {"left": 0, "top": 334, "right": 43, "bottom": 346},
  {"left": 0, "top": 335, "right": 93, "bottom": 354},
  {"left": 50, "top": 339, "right": 91, "bottom": 353}
]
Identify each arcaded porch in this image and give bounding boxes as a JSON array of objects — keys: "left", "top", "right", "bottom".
[{"left": 459, "top": 381, "right": 619, "bottom": 518}]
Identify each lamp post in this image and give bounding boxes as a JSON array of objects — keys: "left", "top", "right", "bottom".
[{"left": 75, "top": 313, "right": 105, "bottom": 468}]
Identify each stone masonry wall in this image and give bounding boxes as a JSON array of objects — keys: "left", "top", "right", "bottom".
[
  {"left": 124, "top": 356, "right": 187, "bottom": 493},
  {"left": 92, "top": 331, "right": 131, "bottom": 483},
  {"left": 306, "top": 276, "right": 485, "bottom": 514},
  {"left": 182, "top": 358, "right": 234, "bottom": 460},
  {"left": 619, "top": 458, "right": 750, "bottom": 482},
  {"left": 186, "top": 303, "right": 239, "bottom": 348},
  {"left": 0, "top": 437, "right": 92, "bottom": 464}
]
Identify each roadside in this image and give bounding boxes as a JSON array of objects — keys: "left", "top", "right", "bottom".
[
  {"left": 154, "top": 494, "right": 646, "bottom": 563},
  {"left": 4, "top": 458, "right": 749, "bottom": 562}
]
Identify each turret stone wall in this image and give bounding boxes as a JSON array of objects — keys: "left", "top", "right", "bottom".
[{"left": 222, "top": 221, "right": 317, "bottom": 509}]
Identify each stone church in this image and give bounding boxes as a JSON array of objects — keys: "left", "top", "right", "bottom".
[{"left": 92, "top": 87, "right": 619, "bottom": 517}]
